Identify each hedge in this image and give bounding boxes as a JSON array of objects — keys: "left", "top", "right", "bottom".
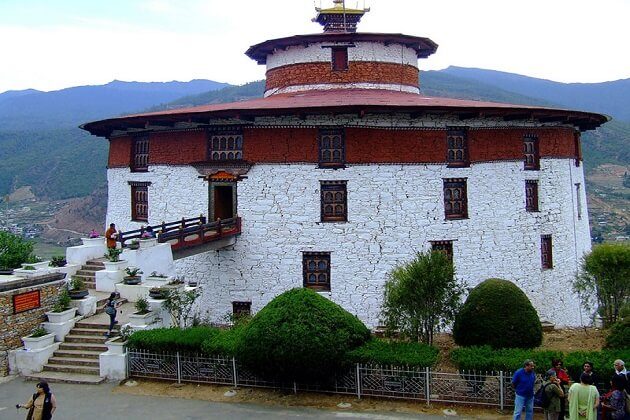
[
  {"left": 605, "top": 318, "right": 630, "bottom": 349},
  {"left": 200, "top": 325, "right": 245, "bottom": 356},
  {"left": 451, "top": 346, "right": 630, "bottom": 378},
  {"left": 347, "top": 338, "right": 439, "bottom": 368},
  {"left": 126, "top": 326, "right": 219, "bottom": 353}
]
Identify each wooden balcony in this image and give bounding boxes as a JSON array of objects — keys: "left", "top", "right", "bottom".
[{"left": 119, "top": 216, "right": 242, "bottom": 255}]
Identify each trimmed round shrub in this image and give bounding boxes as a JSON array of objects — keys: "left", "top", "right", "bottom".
[
  {"left": 453, "top": 278, "right": 543, "bottom": 349},
  {"left": 605, "top": 317, "right": 630, "bottom": 349},
  {"left": 236, "top": 288, "right": 370, "bottom": 382}
]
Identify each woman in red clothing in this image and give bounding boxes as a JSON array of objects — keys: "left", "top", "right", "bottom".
[{"left": 552, "top": 358, "right": 571, "bottom": 420}]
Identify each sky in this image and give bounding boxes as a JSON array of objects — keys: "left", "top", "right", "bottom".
[{"left": 1, "top": 0, "right": 629, "bottom": 94}]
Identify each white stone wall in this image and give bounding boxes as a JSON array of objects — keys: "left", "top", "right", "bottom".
[
  {"left": 265, "top": 83, "right": 419, "bottom": 97},
  {"left": 104, "top": 160, "right": 591, "bottom": 328},
  {"left": 265, "top": 42, "right": 419, "bottom": 70}
]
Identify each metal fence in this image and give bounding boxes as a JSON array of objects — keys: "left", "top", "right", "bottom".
[{"left": 128, "top": 350, "right": 518, "bottom": 408}]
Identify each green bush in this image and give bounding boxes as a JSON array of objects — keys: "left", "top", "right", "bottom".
[
  {"left": 347, "top": 338, "right": 439, "bottom": 368},
  {"left": 564, "top": 349, "right": 630, "bottom": 382},
  {"left": 453, "top": 278, "right": 543, "bottom": 349},
  {"left": 451, "top": 346, "right": 561, "bottom": 373},
  {"left": 200, "top": 326, "right": 244, "bottom": 356},
  {"left": 126, "top": 327, "right": 219, "bottom": 353},
  {"left": 235, "top": 288, "right": 371, "bottom": 382},
  {"left": 0, "top": 231, "right": 34, "bottom": 269},
  {"left": 605, "top": 317, "right": 630, "bottom": 349}
]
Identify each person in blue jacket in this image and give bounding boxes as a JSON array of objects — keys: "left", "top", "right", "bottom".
[{"left": 513, "top": 359, "right": 537, "bottom": 420}]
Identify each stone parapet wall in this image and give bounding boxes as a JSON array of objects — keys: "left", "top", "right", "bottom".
[{"left": 0, "top": 277, "right": 65, "bottom": 376}]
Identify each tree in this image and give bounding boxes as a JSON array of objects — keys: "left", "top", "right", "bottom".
[
  {"left": 0, "top": 231, "right": 34, "bottom": 269},
  {"left": 161, "top": 287, "right": 202, "bottom": 328},
  {"left": 381, "top": 251, "right": 465, "bottom": 345},
  {"left": 573, "top": 243, "right": 630, "bottom": 326},
  {"left": 452, "top": 278, "right": 543, "bottom": 349}
]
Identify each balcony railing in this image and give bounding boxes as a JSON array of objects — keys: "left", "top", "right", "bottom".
[{"left": 119, "top": 216, "right": 241, "bottom": 251}]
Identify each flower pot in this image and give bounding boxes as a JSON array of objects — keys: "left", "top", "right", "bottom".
[
  {"left": 45, "top": 307, "right": 77, "bottom": 323},
  {"left": 129, "top": 311, "right": 156, "bottom": 327},
  {"left": 139, "top": 238, "right": 158, "bottom": 249},
  {"left": 128, "top": 242, "right": 140, "bottom": 250},
  {"left": 81, "top": 237, "right": 104, "bottom": 246},
  {"left": 21, "top": 332, "right": 55, "bottom": 350},
  {"left": 148, "top": 289, "right": 166, "bottom": 299},
  {"left": 68, "top": 289, "right": 89, "bottom": 299},
  {"left": 103, "top": 260, "right": 128, "bottom": 271},
  {"left": 123, "top": 276, "right": 141, "bottom": 285}
]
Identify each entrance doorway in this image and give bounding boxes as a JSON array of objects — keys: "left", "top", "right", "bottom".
[{"left": 210, "top": 183, "right": 236, "bottom": 221}]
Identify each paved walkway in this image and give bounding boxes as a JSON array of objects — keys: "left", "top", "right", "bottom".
[{"left": 0, "top": 376, "right": 446, "bottom": 419}]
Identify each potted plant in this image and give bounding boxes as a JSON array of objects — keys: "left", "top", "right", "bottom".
[
  {"left": 123, "top": 266, "right": 143, "bottom": 285},
  {"left": 148, "top": 287, "right": 167, "bottom": 299},
  {"left": 81, "top": 229, "right": 103, "bottom": 246},
  {"left": 129, "top": 296, "right": 156, "bottom": 326},
  {"left": 21, "top": 326, "right": 55, "bottom": 350},
  {"left": 68, "top": 275, "right": 89, "bottom": 299},
  {"left": 48, "top": 256, "right": 67, "bottom": 268},
  {"left": 103, "top": 248, "right": 126, "bottom": 271},
  {"left": 162, "top": 277, "right": 185, "bottom": 291},
  {"left": 128, "top": 239, "right": 140, "bottom": 250},
  {"left": 45, "top": 289, "right": 77, "bottom": 323}
]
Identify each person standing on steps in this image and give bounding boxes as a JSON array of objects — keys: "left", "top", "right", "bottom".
[
  {"left": 105, "top": 222, "right": 118, "bottom": 249},
  {"left": 103, "top": 292, "right": 121, "bottom": 337},
  {"left": 16, "top": 381, "right": 57, "bottom": 420},
  {"left": 513, "top": 359, "right": 537, "bottom": 420}
]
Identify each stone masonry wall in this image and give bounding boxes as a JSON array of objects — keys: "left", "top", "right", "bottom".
[
  {"left": 265, "top": 62, "right": 419, "bottom": 93},
  {"left": 0, "top": 279, "right": 65, "bottom": 376},
  {"left": 107, "top": 156, "right": 591, "bottom": 328}
]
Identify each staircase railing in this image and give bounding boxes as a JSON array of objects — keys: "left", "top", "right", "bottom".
[{"left": 118, "top": 216, "right": 242, "bottom": 251}]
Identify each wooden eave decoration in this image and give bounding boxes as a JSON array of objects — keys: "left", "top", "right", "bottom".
[{"left": 207, "top": 170, "right": 238, "bottom": 182}]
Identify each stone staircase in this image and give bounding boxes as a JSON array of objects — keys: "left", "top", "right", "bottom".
[{"left": 73, "top": 259, "right": 105, "bottom": 289}]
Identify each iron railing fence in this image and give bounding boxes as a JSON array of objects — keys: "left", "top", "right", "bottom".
[{"left": 128, "top": 350, "right": 530, "bottom": 408}]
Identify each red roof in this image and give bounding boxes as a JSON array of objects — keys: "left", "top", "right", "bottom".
[{"left": 81, "top": 89, "right": 609, "bottom": 136}]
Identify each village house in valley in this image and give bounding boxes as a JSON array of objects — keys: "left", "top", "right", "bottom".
[{"left": 81, "top": 1, "right": 608, "bottom": 328}]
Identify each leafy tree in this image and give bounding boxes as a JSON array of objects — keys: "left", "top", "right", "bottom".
[
  {"left": 573, "top": 243, "right": 630, "bottom": 326},
  {"left": 453, "top": 278, "right": 543, "bottom": 349},
  {"left": 0, "top": 231, "right": 34, "bottom": 269},
  {"left": 381, "top": 251, "right": 464, "bottom": 345},
  {"left": 161, "top": 287, "right": 202, "bottom": 328},
  {"left": 236, "top": 288, "right": 370, "bottom": 382}
]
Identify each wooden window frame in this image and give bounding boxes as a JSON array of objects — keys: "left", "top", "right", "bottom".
[
  {"left": 331, "top": 47, "right": 349, "bottom": 71},
  {"left": 208, "top": 128, "right": 243, "bottom": 161},
  {"left": 431, "top": 240, "right": 453, "bottom": 262},
  {"left": 525, "top": 180, "right": 539, "bottom": 212},
  {"left": 524, "top": 135, "right": 540, "bottom": 170},
  {"left": 232, "top": 301, "right": 251, "bottom": 318},
  {"left": 129, "top": 181, "right": 150, "bottom": 222},
  {"left": 575, "top": 183, "right": 582, "bottom": 220},
  {"left": 541, "top": 234, "right": 553, "bottom": 269},
  {"left": 318, "top": 128, "right": 345, "bottom": 168},
  {"left": 303, "top": 252, "right": 331, "bottom": 291},
  {"left": 446, "top": 129, "right": 469, "bottom": 168},
  {"left": 131, "top": 135, "right": 149, "bottom": 172},
  {"left": 443, "top": 178, "right": 468, "bottom": 220},
  {"left": 320, "top": 181, "right": 347, "bottom": 222}
]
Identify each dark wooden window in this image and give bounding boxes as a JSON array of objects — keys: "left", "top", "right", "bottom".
[
  {"left": 131, "top": 185, "right": 148, "bottom": 222},
  {"left": 541, "top": 234, "right": 553, "bottom": 269},
  {"left": 131, "top": 135, "right": 149, "bottom": 172},
  {"left": 574, "top": 132, "right": 582, "bottom": 167},
  {"left": 331, "top": 47, "right": 348, "bottom": 71},
  {"left": 431, "top": 240, "right": 453, "bottom": 261},
  {"left": 525, "top": 180, "right": 539, "bottom": 212},
  {"left": 524, "top": 135, "right": 540, "bottom": 170},
  {"left": 318, "top": 128, "right": 345, "bottom": 168},
  {"left": 443, "top": 178, "right": 468, "bottom": 220},
  {"left": 446, "top": 129, "right": 469, "bottom": 167},
  {"left": 303, "top": 252, "right": 331, "bottom": 291},
  {"left": 232, "top": 301, "right": 251, "bottom": 318},
  {"left": 209, "top": 129, "right": 243, "bottom": 161},
  {"left": 321, "top": 181, "right": 347, "bottom": 222}
]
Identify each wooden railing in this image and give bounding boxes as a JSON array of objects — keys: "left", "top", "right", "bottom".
[{"left": 118, "top": 216, "right": 242, "bottom": 251}]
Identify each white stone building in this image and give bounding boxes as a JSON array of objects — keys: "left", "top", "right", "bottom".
[{"left": 82, "top": 2, "right": 608, "bottom": 327}]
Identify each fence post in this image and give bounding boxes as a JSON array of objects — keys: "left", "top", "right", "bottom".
[
  {"left": 176, "top": 352, "right": 181, "bottom": 384},
  {"left": 232, "top": 357, "right": 238, "bottom": 388},
  {"left": 356, "top": 363, "right": 361, "bottom": 399},
  {"left": 425, "top": 367, "right": 431, "bottom": 405},
  {"left": 499, "top": 371, "right": 505, "bottom": 411}
]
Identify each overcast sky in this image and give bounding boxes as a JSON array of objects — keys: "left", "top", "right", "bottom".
[{"left": 1, "top": 0, "right": 629, "bottom": 94}]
